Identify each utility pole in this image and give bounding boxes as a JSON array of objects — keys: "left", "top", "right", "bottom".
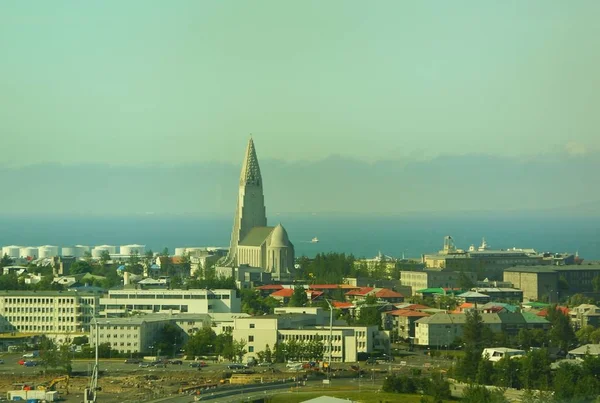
[{"left": 324, "top": 299, "right": 334, "bottom": 380}]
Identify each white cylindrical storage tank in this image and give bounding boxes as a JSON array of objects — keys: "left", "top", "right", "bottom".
[
  {"left": 75, "top": 245, "right": 91, "bottom": 253},
  {"left": 61, "top": 247, "right": 77, "bottom": 257},
  {"left": 38, "top": 245, "right": 59, "bottom": 257},
  {"left": 20, "top": 247, "right": 38, "bottom": 259},
  {"left": 2, "top": 246, "right": 21, "bottom": 258},
  {"left": 95, "top": 245, "right": 117, "bottom": 254},
  {"left": 174, "top": 247, "right": 187, "bottom": 256},
  {"left": 120, "top": 244, "right": 145, "bottom": 256},
  {"left": 92, "top": 246, "right": 111, "bottom": 258}
]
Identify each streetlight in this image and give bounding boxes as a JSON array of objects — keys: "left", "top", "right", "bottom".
[{"left": 324, "top": 299, "right": 334, "bottom": 379}]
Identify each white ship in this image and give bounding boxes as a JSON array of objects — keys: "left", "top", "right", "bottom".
[{"left": 311, "top": 237, "right": 319, "bottom": 243}]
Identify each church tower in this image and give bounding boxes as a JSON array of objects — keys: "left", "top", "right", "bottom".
[{"left": 222, "top": 137, "right": 267, "bottom": 267}]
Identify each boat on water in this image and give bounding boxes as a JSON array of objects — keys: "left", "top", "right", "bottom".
[{"left": 311, "top": 237, "right": 319, "bottom": 243}]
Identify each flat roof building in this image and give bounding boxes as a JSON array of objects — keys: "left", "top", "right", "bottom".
[{"left": 99, "top": 288, "right": 241, "bottom": 317}]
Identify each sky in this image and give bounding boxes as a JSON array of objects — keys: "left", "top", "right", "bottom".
[{"left": 1, "top": 1, "right": 599, "bottom": 167}]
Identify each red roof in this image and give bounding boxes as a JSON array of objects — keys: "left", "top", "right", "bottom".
[
  {"left": 171, "top": 256, "right": 186, "bottom": 264},
  {"left": 375, "top": 289, "right": 404, "bottom": 299},
  {"left": 309, "top": 284, "right": 361, "bottom": 290},
  {"left": 345, "top": 287, "right": 374, "bottom": 296},
  {"left": 537, "top": 306, "right": 570, "bottom": 317},
  {"left": 387, "top": 309, "right": 430, "bottom": 318},
  {"left": 401, "top": 304, "right": 431, "bottom": 310},
  {"left": 332, "top": 301, "right": 354, "bottom": 309},
  {"left": 256, "top": 284, "right": 284, "bottom": 291},
  {"left": 307, "top": 290, "right": 324, "bottom": 300},
  {"left": 270, "top": 288, "right": 294, "bottom": 297}
]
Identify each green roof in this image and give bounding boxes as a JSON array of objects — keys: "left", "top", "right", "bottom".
[
  {"left": 239, "top": 226, "right": 274, "bottom": 247},
  {"left": 522, "top": 312, "right": 550, "bottom": 324},
  {"left": 416, "top": 288, "right": 464, "bottom": 295}
]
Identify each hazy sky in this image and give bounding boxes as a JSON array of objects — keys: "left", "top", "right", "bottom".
[{"left": 1, "top": 1, "right": 599, "bottom": 166}]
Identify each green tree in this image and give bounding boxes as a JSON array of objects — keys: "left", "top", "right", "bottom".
[
  {"left": 458, "top": 271, "right": 475, "bottom": 290},
  {"left": 456, "top": 309, "right": 486, "bottom": 381},
  {"left": 476, "top": 358, "right": 494, "bottom": 385},
  {"left": 520, "top": 349, "right": 551, "bottom": 390},
  {"left": 546, "top": 304, "right": 576, "bottom": 351},
  {"left": 593, "top": 275, "right": 600, "bottom": 292},
  {"left": 264, "top": 344, "right": 272, "bottom": 363},
  {"left": 568, "top": 293, "right": 594, "bottom": 306},
  {"left": 69, "top": 260, "right": 93, "bottom": 275},
  {"left": 493, "top": 356, "right": 522, "bottom": 389},
  {"left": 462, "top": 385, "right": 508, "bottom": 403},
  {"left": 233, "top": 339, "right": 247, "bottom": 362},
  {"left": 99, "top": 250, "right": 111, "bottom": 266},
  {"left": 39, "top": 337, "right": 59, "bottom": 372},
  {"left": 0, "top": 253, "right": 13, "bottom": 267},
  {"left": 154, "top": 323, "right": 184, "bottom": 357},
  {"left": 185, "top": 327, "right": 217, "bottom": 357},
  {"left": 289, "top": 286, "right": 308, "bottom": 307}
]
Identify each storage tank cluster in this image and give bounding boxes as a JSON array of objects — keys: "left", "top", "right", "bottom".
[
  {"left": 38, "top": 245, "right": 60, "bottom": 258},
  {"left": 2, "top": 245, "right": 21, "bottom": 259},
  {"left": 91, "top": 245, "right": 118, "bottom": 258},
  {"left": 19, "top": 247, "right": 38, "bottom": 259},
  {"left": 120, "top": 244, "right": 146, "bottom": 256}
]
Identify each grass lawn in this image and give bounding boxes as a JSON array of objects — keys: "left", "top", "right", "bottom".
[{"left": 268, "top": 390, "right": 453, "bottom": 403}]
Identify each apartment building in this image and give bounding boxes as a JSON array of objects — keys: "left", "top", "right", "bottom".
[
  {"left": 99, "top": 288, "right": 241, "bottom": 316},
  {"left": 0, "top": 290, "right": 101, "bottom": 341},
  {"left": 414, "top": 312, "right": 550, "bottom": 347}
]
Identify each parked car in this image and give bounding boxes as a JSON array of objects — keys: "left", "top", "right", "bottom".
[
  {"left": 227, "top": 364, "right": 247, "bottom": 370},
  {"left": 24, "top": 361, "right": 38, "bottom": 367},
  {"left": 153, "top": 362, "right": 167, "bottom": 368},
  {"left": 139, "top": 363, "right": 151, "bottom": 368},
  {"left": 0, "top": 359, "right": 5, "bottom": 364},
  {"left": 257, "top": 362, "right": 272, "bottom": 367},
  {"left": 169, "top": 360, "right": 183, "bottom": 365},
  {"left": 365, "top": 358, "right": 378, "bottom": 365},
  {"left": 189, "top": 362, "right": 201, "bottom": 368},
  {"left": 18, "top": 359, "right": 25, "bottom": 365},
  {"left": 125, "top": 358, "right": 142, "bottom": 364},
  {"left": 22, "top": 353, "right": 36, "bottom": 359}
]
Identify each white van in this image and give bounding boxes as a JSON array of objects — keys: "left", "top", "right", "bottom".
[{"left": 482, "top": 348, "right": 525, "bottom": 362}]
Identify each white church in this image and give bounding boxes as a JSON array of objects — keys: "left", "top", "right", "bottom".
[{"left": 219, "top": 137, "right": 295, "bottom": 281}]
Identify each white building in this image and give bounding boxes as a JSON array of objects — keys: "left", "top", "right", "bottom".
[
  {"left": 0, "top": 290, "right": 101, "bottom": 341},
  {"left": 89, "top": 312, "right": 251, "bottom": 355},
  {"left": 232, "top": 308, "right": 381, "bottom": 363},
  {"left": 99, "top": 289, "right": 241, "bottom": 317}
]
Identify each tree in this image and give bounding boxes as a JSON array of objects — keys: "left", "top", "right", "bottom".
[
  {"left": 39, "top": 337, "right": 59, "bottom": 372},
  {"left": 546, "top": 305, "right": 576, "bottom": 351},
  {"left": 0, "top": 253, "right": 13, "bottom": 267},
  {"left": 354, "top": 306, "right": 382, "bottom": 328},
  {"left": 264, "top": 344, "right": 272, "bottom": 363},
  {"left": 69, "top": 260, "right": 93, "bottom": 275},
  {"left": 476, "top": 358, "right": 494, "bottom": 385},
  {"left": 456, "top": 309, "right": 486, "bottom": 381},
  {"left": 155, "top": 323, "right": 184, "bottom": 357},
  {"left": 289, "top": 286, "right": 308, "bottom": 307},
  {"left": 232, "top": 339, "right": 247, "bottom": 362},
  {"left": 593, "top": 275, "right": 600, "bottom": 292},
  {"left": 99, "top": 250, "right": 111, "bottom": 266},
  {"left": 568, "top": 293, "right": 594, "bottom": 306},
  {"left": 520, "top": 349, "right": 551, "bottom": 390},
  {"left": 185, "top": 327, "right": 217, "bottom": 357},
  {"left": 462, "top": 385, "right": 508, "bottom": 403},
  {"left": 458, "top": 271, "right": 475, "bottom": 290}
]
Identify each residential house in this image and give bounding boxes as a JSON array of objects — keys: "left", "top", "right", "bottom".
[
  {"left": 345, "top": 287, "right": 404, "bottom": 303},
  {"left": 569, "top": 304, "right": 600, "bottom": 330}
]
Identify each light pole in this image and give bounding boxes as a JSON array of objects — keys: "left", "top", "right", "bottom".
[{"left": 324, "top": 299, "right": 334, "bottom": 379}]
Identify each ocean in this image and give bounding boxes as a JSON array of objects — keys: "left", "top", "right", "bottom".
[{"left": 0, "top": 213, "right": 599, "bottom": 260}]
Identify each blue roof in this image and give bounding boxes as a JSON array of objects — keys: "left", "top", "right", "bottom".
[
  {"left": 150, "top": 264, "right": 160, "bottom": 270},
  {"left": 117, "top": 265, "right": 126, "bottom": 271}
]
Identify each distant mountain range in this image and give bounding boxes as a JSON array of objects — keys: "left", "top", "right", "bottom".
[{"left": 0, "top": 153, "right": 599, "bottom": 216}]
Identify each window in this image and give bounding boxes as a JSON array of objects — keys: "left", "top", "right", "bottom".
[
  {"left": 248, "top": 346, "right": 254, "bottom": 353},
  {"left": 249, "top": 336, "right": 254, "bottom": 342},
  {"left": 249, "top": 324, "right": 255, "bottom": 329}
]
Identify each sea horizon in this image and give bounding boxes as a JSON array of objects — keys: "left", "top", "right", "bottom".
[{"left": 1, "top": 212, "right": 599, "bottom": 261}]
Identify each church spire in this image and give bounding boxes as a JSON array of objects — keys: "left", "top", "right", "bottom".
[{"left": 240, "top": 137, "right": 262, "bottom": 187}]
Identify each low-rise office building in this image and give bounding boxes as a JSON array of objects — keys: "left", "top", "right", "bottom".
[
  {"left": 471, "top": 287, "right": 524, "bottom": 303},
  {"left": 99, "top": 288, "right": 241, "bottom": 316},
  {"left": 399, "top": 270, "right": 477, "bottom": 296},
  {"left": 0, "top": 290, "right": 101, "bottom": 341},
  {"left": 504, "top": 265, "right": 600, "bottom": 301},
  {"left": 569, "top": 304, "right": 600, "bottom": 330},
  {"left": 232, "top": 308, "right": 381, "bottom": 363}
]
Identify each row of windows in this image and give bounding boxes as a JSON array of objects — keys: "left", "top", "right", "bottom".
[
  {"left": 100, "top": 334, "right": 139, "bottom": 339},
  {"left": 4, "top": 307, "right": 76, "bottom": 313},
  {"left": 9, "top": 324, "right": 77, "bottom": 332},
  {"left": 108, "top": 294, "right": 230, "bottom": 300},
  {"left": 2, "top": 297, "right": 78, "bottom": 304},
  {"left": 4, "top": 316, "right": 78, "bottom": 322}
]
